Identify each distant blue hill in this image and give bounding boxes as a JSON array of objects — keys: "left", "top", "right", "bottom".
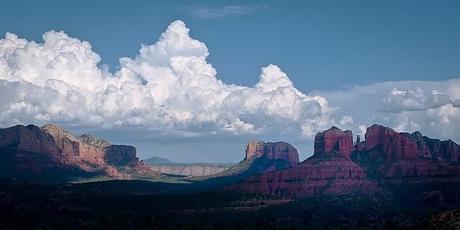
[{"left": 143, "top": 157, "right": 174, "bottom": 165}]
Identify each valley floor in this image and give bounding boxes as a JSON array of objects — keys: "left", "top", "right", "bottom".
[{"left": 0, "top": 180, "right": 459, "bottom": 230}]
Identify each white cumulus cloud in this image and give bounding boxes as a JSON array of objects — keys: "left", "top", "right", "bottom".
[
  {"left": 0, "top": 20, "right": 341, "bottom": 138},
  {"left": 2, "top": 19, "right": 459, "bottom": 150},
  {"left": 380, "top": 87, "right": 458, "bottom": 112}
]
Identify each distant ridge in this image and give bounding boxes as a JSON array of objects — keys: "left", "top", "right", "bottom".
[{"left": 143, "top": 156, "right": 234, "bottom": 177}]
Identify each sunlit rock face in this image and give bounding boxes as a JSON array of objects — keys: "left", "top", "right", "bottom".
[
  {"left": 0, "top": 124, "right": 159, "bottom": 181},
  {"left": 245, "top": 140, "right": 299, "bottom": 166}
]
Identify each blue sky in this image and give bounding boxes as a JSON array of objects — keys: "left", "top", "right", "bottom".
[
  {"left": 2, "top": 0, "right": 460, "bottom": 91},
  {"left": 1, "top": 0, "right": 460, "bottom": 162}
]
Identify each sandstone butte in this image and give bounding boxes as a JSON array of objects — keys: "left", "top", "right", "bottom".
[
  {"left": 0, "top": 124, "right": 158, "bottom": 180},
  {"left": 245, "top": 140, "right": 299, "bottom": 166},
  {"left": 231, "top": 124, "right": 460, "bottom": 197},
  {"left": 314, "top": 126, "right": 353, "bottom": 159}
]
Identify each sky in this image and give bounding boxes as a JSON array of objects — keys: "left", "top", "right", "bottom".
[{"left": 0, "top": 0, "right": 460, "bottom": 162}]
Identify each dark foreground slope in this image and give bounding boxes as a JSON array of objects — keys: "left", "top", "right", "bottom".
[{"left": 1, "top": 179, "right": 459, "bottom": 230}]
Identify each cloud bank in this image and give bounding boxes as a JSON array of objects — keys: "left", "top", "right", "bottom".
[
  {"left": 0, "top": 20, "right": 341, "bottom": 138},
  {"left": 381, "top": 88, "right": 459, "bottom": 112},
  {"left": 1, "top": 20, "right": 459, "bottom": 148},
  {"left": 320, "top": 79, "right": 460, "bottom": 142}
]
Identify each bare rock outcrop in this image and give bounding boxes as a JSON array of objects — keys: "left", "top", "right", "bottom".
[
  {"left": 314, "top": 126, "right": 353, "bottom": 159},
  {"left": 245, "top": 140, "right": 299, "bottom": 166},
  {"left": 232, "top": 127, "right": 375, "bottom": 197},
  {"left": 232, "top": 125, "right": 460, "bottom": 197},
  {"left": 0, "top": 124, "right": 159, "bottom": 181},
  {"left": 358, "top": 125, "right": 460, "bottom": 163},
  {"left": 103, "top": 145, "right": 138, "bottom": 167},
  {"left": 78, "top": 134, "right": 111, "bottom": 148},
  {"left": 363, "top": 124, "right": 418, "bottom": 161},
  {"left": 353, "top": 124, "right": 460, "bottom": 181}
]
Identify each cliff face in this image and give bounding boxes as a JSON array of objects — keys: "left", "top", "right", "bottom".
[
  {"left": 103, "top": 145, "right": 138, "bottom": 167},
  {"left": 232, "top": 127, "right": 375, "bottom": 197},
  {"left": 0, "top": 125, "right": 68, "bottom": 178},
  {"left": 0, "top": 124, "right": 158, "bottom": 181},
  {"left": 423, "top": 138, "right": 460, "bottom": 162},
  {"left": 232, "top": 125, "right": 460, "bottom": 198},
  {"left": 41, "top": 124, "right": 107, "bottom": 169},
  {"left": 352, "top": 124, "right": 460, "bottom": 180},
  {"left": 361, "top": 125, "right": 419, "bottom": 161},
  {"left": 356, "top": 124, "right": 460, "bottom": 163},
  {"left": 245, "top": 140, "right": 299, "bottom": 166},
  {"left": 0, "top": 125, "right": 58, "bottom": 158},
  {"left": 197, "top": 141, "right": 301, "bottom": 188},
  {"left": 314, "top": 126, "right": 353, "bottom": 159}
]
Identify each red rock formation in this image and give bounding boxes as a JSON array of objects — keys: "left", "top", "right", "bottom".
[
  {"left": 424, "top": 138, "right": 460, "bottom": 162},
  {"left": 0, "top": 124, "right": 160, "bottom": 181},
  {"left": 233, "top": 124, "right": 460, "bottom": 197},
  {"left": 358, "top": 124, "right": 460, "bottom": 163},
  {"left": 443, "top": 140, "right": 460, "bottom": 162},
  {"left": 0, "top": 125, "right": 63, "bottom": 174},
  {"left": 353, "top": 125, "right": 460, "bottom": 181},
  {"left": 42, "top": 124, "right": 107, "bottom": 168},
  {"left": 232, "top": 156, "right": 376, "bottom": 197},
  {"left": 245, "top": 140, "right": 299, "bottom": 166},
  {"left": 363, "top": 125, "right": 418, "bottom": 161},
  {"left": 0, "top": 125, "right": 59, "bottom": 157},
  {"left": 232, "top": 128, "right": 375, "bottom": 197},
  {"left": 314, "top": 126, "right": 353, "bottom": 159}
]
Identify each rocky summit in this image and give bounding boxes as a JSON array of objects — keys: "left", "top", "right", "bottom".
[
  {"left": 0, "top": 124, "right": 159, "bottom": 182},
  {"left": 314, "top": 126, "right": 354, "bottom": 159},
  {"left": 353, "top": 124, "right": 460, "bottom": 181},
  {"left": 245, "top": 140, "right": 299, "bottom": 166},
  {"left": 355, "top": 124, "right": 460, "bottom": 162},
  {"left": 231, "top": 125, "right": 460, "bottom": 198},
  {"left": 233, "top": 127, "right": 375, "bottom": 197},
  {"left": 196, "top": 140, "right": 301, "bottom": 188}
]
